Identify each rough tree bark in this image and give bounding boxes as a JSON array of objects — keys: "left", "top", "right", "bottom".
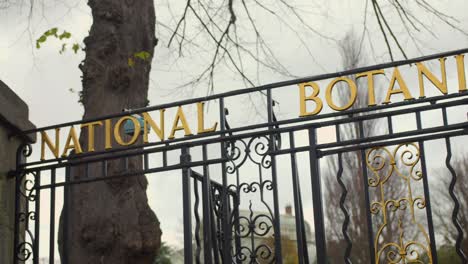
[{"left": 58, "top": 0, "right": 161, "bottom": 263}]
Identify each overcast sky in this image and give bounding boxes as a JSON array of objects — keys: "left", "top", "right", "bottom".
[{"left": 1, "top": 0, "right": 468, "bottom": 260}]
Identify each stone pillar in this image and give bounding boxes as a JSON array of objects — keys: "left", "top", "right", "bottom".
[{"left": 0, "top": 80, "right": 36, "bottom": 264}]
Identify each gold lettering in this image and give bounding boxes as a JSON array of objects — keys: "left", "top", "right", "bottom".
[
  {"left": 325, "top": 77, "right": 358, "bottom": 111},
  {"left": 142, "top": 111, "right": 165, "bottom": 143},
  {"left": 456, "top": 54, "right": 467, "bottom": 92},
  {"left": 169, "top": 106, "right": 193, "bottom": 139},
  {"left": 197, "top": 102, "right": 218, "bottom": 134},
  {"left": 104, "top": 119, "right": 112, "bottom": 150},
  {"left": 356, "top": 70, "right": 384, "bottom": 106},
  {"left": 80, "top": 121, "right": 103, "bottom": 152},
  {"left": 383, "top": 67, "right": 414, "bottom": 104},
  {"left": 40, "top": 128, "right": 60, "bottom": 160},
  {"left": 416, "top": 58, "right": 447, "bottom": 98},
  {"left": 299, "top": 82, "right": 323, "bottom": 117},
  {"left": 62, "top": 126, "right": 82, "bottom": 157},
  {"left": 114, "top": 116, "right": 141, "bottom": 146}
]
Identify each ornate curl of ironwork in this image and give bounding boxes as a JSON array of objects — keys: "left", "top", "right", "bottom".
[
  {"left": 15, "top": 171, "right": 38, "bottom": 262},
  {"left": 15, "top": 144, "right": 36, "bottom": 199},
  {"left": 225, "top": 136, "right": 273, "bottom": 174},
  {"left": 15, "top": 241, "right": 33, "bottom": 261},
  {"left": 14, "top": 143, "right": 39, "bottom": 263},
  {"left": 17, "top": 171, "right": 37, "bottom": 201},
  {"left": 366, "top": 143, "right": 433, "bottom": 264},
  {"left": 17, "top": 143, "right": 33, "bottom": 160},
  {"left": 223, "top": 133, "right": 277, "bottom": 263},
  {"left": 230, "top": 201, "right": 275, "bottom": 264},
  {"left": 15, "top": 229, "right": 36, "bottom": 261}
]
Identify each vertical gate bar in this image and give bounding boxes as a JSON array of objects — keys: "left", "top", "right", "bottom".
[
  {"left": 446, "top": 134, "right": 467, "bottom": 261},
  {"left": 124, "top": 157, "right": 129, "bottom": 171},
  {"left": 163, "top": 143, "right": 168, "bottom": 167},
  {"left": 297, "top": 186, "right": 309, "bottom": 263},
  {"left": 84, "top": 163, "right": 89, "bottom": 178},
  {"left": 219, "top": 98, "right": 232, "bottom": 262},
  {"left": 181, "top": 147, "right": 193, "bottom": 264},
  {"left": 102, "top": 160, "right": 107, "bottom": 177},
  {"left": 335, "top": 125, "right": 352, "bottom": 264},
  {"left": 13, "top": 146, "right": 24, "bottom": 264},
  {"left": 233, "top": 187, "right": 241, "bottom": 264},
  {"left": 233, "top": 155, "right": 241, "bottom": 263},
  {"left": 444, "top": 136, "right": 467, "bottom": 262},
  {"left": 33, "top": 171, "right": 41, "bottom": 264},
  {"left": 415, "top": 111, "right": 439, "bottom": 264},
  {"left": 201, "top": 145, "right": 213, "bottom": 264},
  {"left": 210, "top": 197, "right": 221, "bottom": 264},
  {"left": 442, "top": 107, "right": 468, "bottom": 262},
  {"left": 387, "top": 116, "right": 393, "bottom": 135},
  {"left": 63, "top": 166, "right": 70, "bottom": 264},
  {"left": 49, "top": 169, "right": 56, "bottom": 264},
  {"left": 193, "top": 177, "right": 202, "bottom": 264},
  {"left": 308, "top": 127, "right": 327, "bottom": 263},
  {"left": 288, "top": 131, "right": 308, "bottom": 263},
  {"left": 358, "top": 121, "right": 376, "bottom": 263},
  {"left": 267, "top": 89, "right": 283, "bottom": 263},
  {"left": 13, "top": 174, "right": 19, "bottom": 264},
  {"left": 144, "top": 153, "right": 149, "bottom": 171}
]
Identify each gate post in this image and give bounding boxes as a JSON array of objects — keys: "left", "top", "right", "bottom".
[{"left": 0, "top": 81, "right": 36, "bottom": 264}]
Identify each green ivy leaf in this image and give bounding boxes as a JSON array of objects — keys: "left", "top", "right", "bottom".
[
  {"left": 37, "top": 36, "right": 47, "bottom": 42},
  {"left": 72, "top": 43, "right": 80, "bottom": 54},
  {"left": 128, "top": 57, "right": 135, "bottom": 67},
  {"left": 134, "top": 51, "right": 151, "bottom": 61},
  {"left": 45, "top": 28, "right": 58, "bottom": 37},
  {"left": 59, "top": 43, "right": 67, "bottom": 54},
  {"left": 59, "top": 31, "right": 72, "bottom": 40},
  {"left": 35, "top": 35, "right": 47, "bottom": 49}
]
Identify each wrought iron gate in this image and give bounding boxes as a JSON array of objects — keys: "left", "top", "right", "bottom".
[{"left": 10, "top": 49, "right": 468, "bottom": 263}]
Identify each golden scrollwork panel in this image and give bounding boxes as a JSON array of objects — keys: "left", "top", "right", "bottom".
[{"left": 366, "top": 143, "right": 433, "bottom": 264}]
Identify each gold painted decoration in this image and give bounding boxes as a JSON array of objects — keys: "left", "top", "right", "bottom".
[{"left": 366, "top": 143, "right": 433, "bottom": 264}]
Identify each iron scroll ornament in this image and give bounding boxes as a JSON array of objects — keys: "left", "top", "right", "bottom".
[
  {"left": 224, "top": 135, "right": 277, "bottom": 263},
  {"left": 366, "top": 143, "right": 433, "bottom": 264},
  {"left": 14, "top": 143, "right": 38, "bottom": 262}
]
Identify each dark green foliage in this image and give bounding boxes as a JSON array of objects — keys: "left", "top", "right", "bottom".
[
  {"left": 153, "top": 242, "right": 173, "bottom": 264},
  {"left": 437, "top": 244, "right": 462, "bottom": 264}
]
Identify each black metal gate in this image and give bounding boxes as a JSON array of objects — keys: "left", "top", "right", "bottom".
[{"left": 11, "top": 49, "right": 468, "bottom": 263}]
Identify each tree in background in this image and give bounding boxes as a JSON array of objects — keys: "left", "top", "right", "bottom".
[
  {"left": 323, "top": 31, "right": 378, "bottom": 263},
  {"left": 2, "top": 0, "right": 468, "bottom": 263},
  {"left": 323, "top": 31, "right": 421, "bottom": 263}
]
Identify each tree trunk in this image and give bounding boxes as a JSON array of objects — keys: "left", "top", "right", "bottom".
[{"left": 58, "top": 0, "right": 161, "bottom": 263}]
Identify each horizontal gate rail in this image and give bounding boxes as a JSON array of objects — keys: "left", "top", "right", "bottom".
[
  {"left": 14, "top": 94, "right": 468, "bottom": 174},
  {"left": 26, "top": 120, "right": 467, "bottom": 190},
  {"left": 18, "top": 92, "right": 468, "bottom": 169}
]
